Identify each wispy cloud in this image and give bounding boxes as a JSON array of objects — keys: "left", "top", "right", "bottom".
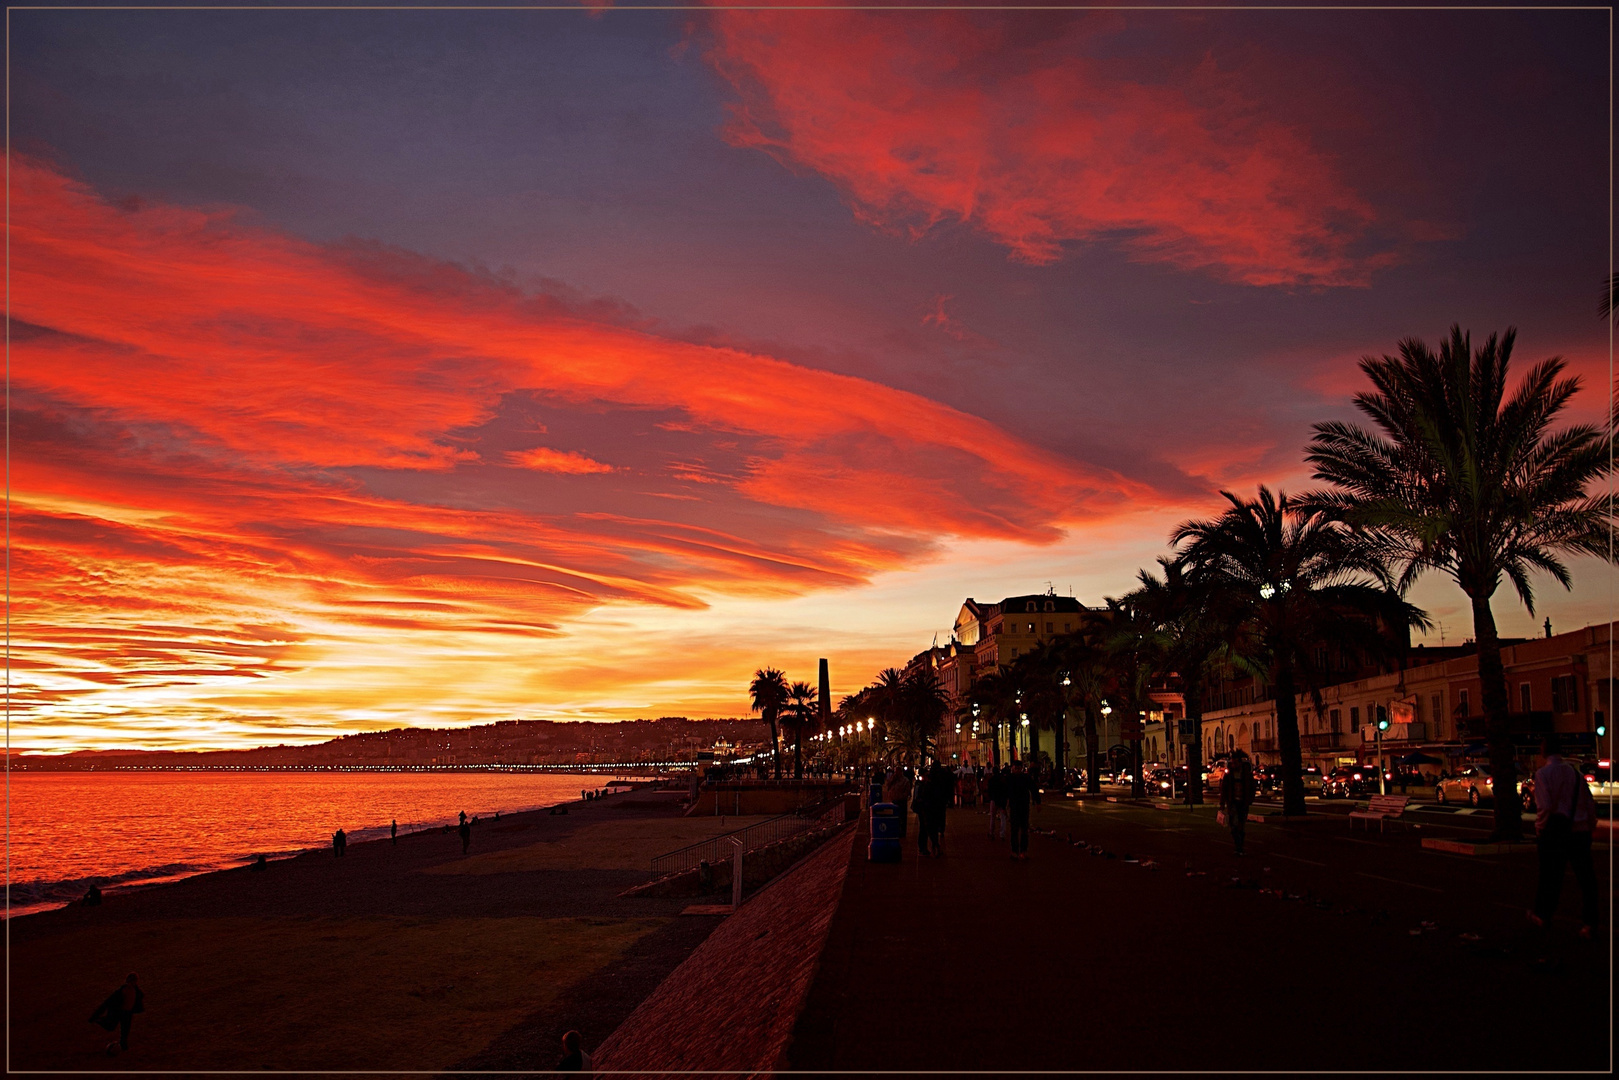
[
  {"left": 706, "top": 9, "right": 1394, "bottom": 286},
  {"left": 10, "top": 156, "right": 1157, "bottom": 749}
]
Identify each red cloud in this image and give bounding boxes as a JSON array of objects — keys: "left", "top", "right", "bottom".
[
  {"left": 9, "top": 155, "right": 1160, "bottom": 749},
  {"left": 705, "top": 10, "right": 1390, "bottom": 286}
]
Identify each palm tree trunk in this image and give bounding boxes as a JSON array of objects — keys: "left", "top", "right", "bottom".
[
  {"left": 1084, "top": 708, "right": 1100, "bottom": 793},
  {"left": 794, "top": 731, "right": 803, "bottom": 780},
  {"left": 1471, "top": 593, "right": 1523, "bottom": 841},
  {"left": 1276, "top": 665, "right": 1306, "bottom": 815},
  {"left": 768, "top": 711, "right": 781, "bottom": 781},
  {"left": 1130, "top": 735, "right": 1143, "bottom": 799},
  {"left": 1184, "top": 699, "right": 1205, "bottom": 806}
]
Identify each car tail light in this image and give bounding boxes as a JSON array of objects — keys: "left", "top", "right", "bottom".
[{"left": 1586, "top": 775, "right": 1596, "bottom": 783}]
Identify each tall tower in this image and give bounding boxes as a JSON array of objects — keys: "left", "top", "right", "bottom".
[{"left": 818, "top": 658, "right": 832, "bottom": 729}]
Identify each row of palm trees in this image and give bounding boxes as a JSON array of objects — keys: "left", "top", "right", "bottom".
[
  {"left": 835, "top": 327, "right": 1606, "bottom": 841},
  {"left": 747, "top": 326, "right": 1611, "bottom": 841},
  {"left": 746, "top": 668, "right": 822, "bottom": 780}
]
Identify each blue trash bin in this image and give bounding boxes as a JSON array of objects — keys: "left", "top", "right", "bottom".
[{"left": 869, "top": 801, "right": 902, "bottom": 862}]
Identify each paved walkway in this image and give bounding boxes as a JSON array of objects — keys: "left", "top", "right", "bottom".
[{"left": 788, "top": 800, "right": 1610, "bottom": 1072}]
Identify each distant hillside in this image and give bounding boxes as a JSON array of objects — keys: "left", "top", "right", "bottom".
[{"left": 13, "top": 717, "right": 771, "bottom": 769}]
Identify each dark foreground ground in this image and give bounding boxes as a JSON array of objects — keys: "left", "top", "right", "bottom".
[
  {"left": 789, "top": 797, "right": 1613, "bottom": 1073},
  {"left": 9, "top": 790, "right": 727, "bottom": 1073}
]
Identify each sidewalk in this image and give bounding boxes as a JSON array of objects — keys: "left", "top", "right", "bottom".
[{"left": 786, "top": 802, "right": 1608, "bottom": 1072}]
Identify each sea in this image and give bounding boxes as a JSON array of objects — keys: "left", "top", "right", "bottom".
[{"left": 5, "top": 770, "right": 633, "bottom": 918}]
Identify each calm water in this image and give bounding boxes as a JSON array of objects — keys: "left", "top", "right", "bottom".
[{"left": 5, "top": 771, "right": 628, "bottom": 918}]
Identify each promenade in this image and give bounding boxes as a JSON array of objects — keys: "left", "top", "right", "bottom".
[{"left": 788, "top": 797, "right": 1611, "bottom": 1072}]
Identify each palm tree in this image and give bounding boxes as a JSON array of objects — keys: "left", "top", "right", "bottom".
[
  {"left": 749, "top": 667, "right": 790, "bottom": 781},
  {"left": 1102, "top": 595, "right": 1157, "bottom": 799},
  {"left": 968, "top": 666, "right": 1016, "bottom": 770},
  {"left": 1128, "top": 557, "right": 1238, "bottom": 806},
  {"left": 1173, "top": 487, "right": 1428, "bottom": 815},
  {"left": 1304, "top": 326, "right": 1614, "bottom": 839},
  {"left": 1048, "top": 630, "right": 1109, "bottom": 793},
  {"left": 784, "top": 680, "right": 817, "bottom": 780}
]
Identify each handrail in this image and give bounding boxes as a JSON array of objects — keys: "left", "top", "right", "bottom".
[{"left": 649, "top": 798, "right": 848, "bottom": 879}]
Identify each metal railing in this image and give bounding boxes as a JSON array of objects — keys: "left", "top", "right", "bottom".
[{"left": 649, "top": 799, "right": 847, "bottom": 880}]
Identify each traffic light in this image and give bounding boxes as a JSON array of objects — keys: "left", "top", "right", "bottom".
[
  {"left": 1376, "top": 706, "right": 1390, "bottom": 732},
  {"left": 1598, "top": 722, "right": 1608, "bottom": 738}
]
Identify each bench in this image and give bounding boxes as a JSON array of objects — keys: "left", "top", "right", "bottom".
[{"left": 1349, "top": 794, "right": 1411, "bottom": 833}]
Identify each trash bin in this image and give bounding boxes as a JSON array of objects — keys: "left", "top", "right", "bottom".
[
  {"left": 868, "top": 782, "right": 883, "bottom": 807},
  {"left": 868, "top": 801, "right": 902, "bottom": 862}
]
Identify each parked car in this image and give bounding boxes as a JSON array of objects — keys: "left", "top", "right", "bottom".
[
  {"left": 1205, "top": 759, "right": 1228, "bottom": 790},
  {"left": 1322, "top": 764, "right": 1381, "bottom": 799},
  {"left": 1436, "top": 764, "right": 1499, "bottom": 806},
  {"left": 1253, "top": 764, "right": 1324, "bottom": 795}
]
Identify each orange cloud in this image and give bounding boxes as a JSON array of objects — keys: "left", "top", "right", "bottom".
[
  {"left": 10, "top": 155, "right": 1159, "bottom": 750},
  {"left": 508, "top": 447, "right": 616, "bottom": 474},
  {"left": 705, "top": 10, "right": 1390, "bottom": 286}
]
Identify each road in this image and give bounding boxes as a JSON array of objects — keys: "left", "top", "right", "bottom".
[{"left": 787, "top": 796, "right": 1612, "bottom": 1072}]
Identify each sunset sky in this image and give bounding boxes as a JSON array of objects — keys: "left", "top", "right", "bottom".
[{"left": 12, "top": 4, "right": 1612, "bottom": 752}]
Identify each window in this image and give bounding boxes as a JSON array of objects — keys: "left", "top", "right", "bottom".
[
  {"left": 1044, "top": 601, "right": 1055, "bottom": 612},
  {"left": 1519, "top": 683, "right": 1532, "bottom": 713},
  {"left": 1026, "top": 601, "right": 1037, "bottom": 612},
  {"left": 1430, "top": 694, "right": 1442, "bottom": 725},
  {"left": 1330, "top": 709, "right": 1341, "bottom": 733},
  {"left": 1028, "top": 622, "right": 1036, "bottom": 633},
  {"left": 1458, "top": 689, "right": 1469, "bottom": 716},
  {"left": 1046, "top": 622, "right": 1053, "bottom": 633},
  {"left": 1063, "top": 622, "right": 1071, "bottom": 633},
  {"left": 1350, "top": 706, "right": 1360, "bottom": 729},
  {"left": 1551, "top": 674, "right": 1579, "bottom": 714}
]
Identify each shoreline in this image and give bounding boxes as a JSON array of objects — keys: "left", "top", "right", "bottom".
[{"left": 6, "top": 773, "right": 656, "bottom": 920}]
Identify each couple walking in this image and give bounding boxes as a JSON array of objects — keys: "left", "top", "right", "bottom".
[{"left": 986, "top": 760, "right": 1037, "bottom": 859}]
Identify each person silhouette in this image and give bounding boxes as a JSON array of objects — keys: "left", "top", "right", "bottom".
[
  {"left": 250, "top": 854, "right": 267, "bottom": 872},
  {"left": 89, "top": 974, "right": 144, "bottom": 1054},
  {"left": 459, "top": 819, "right": 472, "bottom": 855},
  {"left": 391, "top": 820, "right": 398, "bottom": 845},
  {"left": 333, "top": 829, "right": 347, "bottom": 857}
]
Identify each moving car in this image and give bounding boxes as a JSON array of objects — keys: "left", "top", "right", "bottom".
[
  {"left": 1322, "top": 764, "right": 1381, "bottom": 799},
  {"left": 1520, "top": 759, "right": 1614, "bottom": 813},
  {"left": 1436, "top": 764, "right": 1499, "bottom": 806}
]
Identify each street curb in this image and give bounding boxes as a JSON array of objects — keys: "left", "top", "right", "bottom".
[{"left": 1421, "top": 838, "right": 1537, "bottom": 855}]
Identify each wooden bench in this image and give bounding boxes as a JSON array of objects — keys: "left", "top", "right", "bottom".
[{"left": 1349, "top": 794, "right": 1411, "bottom": 832}]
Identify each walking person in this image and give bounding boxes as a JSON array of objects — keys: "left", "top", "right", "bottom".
[
  {"left": 1219, "top": 750, "right": 1256, "bottom": 856},
  {"left": 459, "top": 819, "right": 473, "bottom": 855},
  {"left": 332, "top": 829, "right": 347, "bottom": 857},
  {"left": 1530, "top": 735, "right": 1600, "bottom": 939},
  {"left": 1006, "top": 759, "right": 1034, "bottom": 859},
  {"left": 557, "top": 1029, "right": 593, "bottom": 1072},
  {"left": 987, "top": 765, "right": 1009, "bottom": 841},
  {"left": 391, "top": 820, "right": 398, "bottom": 845},
  {"left": 926, "top": 762, "right": 950, "bottom": 857},
  {"left": 89, "top": 974, "right": 144, "bottom": 1056}
]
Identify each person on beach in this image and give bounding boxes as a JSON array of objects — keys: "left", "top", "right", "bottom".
[
  {"left": 1006, "top": 760, "right": 1034, "bottom": 860},
  {"left": 1219, "top": 750, "right": 1256, "bottom": 856},
  {"left": 332, "top": 829, "right": 347, "bottom": 857},
  {"left": 89, "top": 974, "right": 143, "bottom": 1055},
  {"left": 391, "top": 820, "right": 398, "bottom": 845},
  {"left": 459, "top": 819, "right": 473, "bottom": 855},
  {"left": 250, "top": 854, "right": 267, "bottom": 872},
  {"left": 82, "top": 883, "right": 103, "bottom": 906},
  {"left": 459, "top": 810, "right": 468, "bottom": 826},
  {"left": 558, "top": 1029, "right": 592, "bottom": 1072}
]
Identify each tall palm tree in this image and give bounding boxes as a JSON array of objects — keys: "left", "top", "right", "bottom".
[
  {"left": 1129, "top": 557, "right": 1238, "bottom": 806},
  {"left": 1048, "top": 630, "right": 1109, "bottom": 793},
  {"left": 749, "top": 667, "right": 790, "bottom": 781},
  {"left": 1102, "top": 595, "right": 1157, "bottom": 799},
  {"left": 784, "top": 680, "right": 817, "bottom": 780},
  {"left": 1174, "top": 487, "right": 1428, "bottom": 815},
  {"left": 968, "top": 666, "right": 1016, "bottom": 770},
  {"left": 1304, "top": 326, "right": 1614, "bottom": 840}
]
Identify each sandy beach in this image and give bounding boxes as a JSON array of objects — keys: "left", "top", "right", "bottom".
[{"left": 10, "top": 789, "right": 743, "bottom": 1073}]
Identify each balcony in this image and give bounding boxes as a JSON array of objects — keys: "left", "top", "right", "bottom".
[
  {"left": 1303, "top": 733, "right": 1345, "bottom": 750},
  {"left": 1251, "top": 738, "right": 1276, "bottom": 752}
]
